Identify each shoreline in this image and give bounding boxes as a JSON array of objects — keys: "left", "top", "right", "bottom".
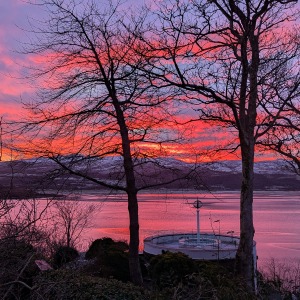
[{"left": 5, "top": 189, "right": 299, "bottom": 201}]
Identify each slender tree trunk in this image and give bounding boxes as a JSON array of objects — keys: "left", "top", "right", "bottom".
[
  {"left": 236, "top": 140, "right": 256, "bottom": 291},
  {"left": 123, "top": 148, "right": 143, "bottom": 285},
  {"left": 112, "top": 95, "right": 143, "bottom": 285},
  {"left": 127, "top": 190, "right": 142, "bottom": 285},
  {"left": 236, "top": 31, "right": 259, "bottom": 292}
]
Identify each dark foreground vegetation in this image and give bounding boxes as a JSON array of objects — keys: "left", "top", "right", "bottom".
[{"left": 0, "top": 237, "right": 299, "bottom": 300}]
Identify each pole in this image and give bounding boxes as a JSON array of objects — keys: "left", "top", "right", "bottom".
[
  {"left": 193, "top": 198, "right": 202, "bottom": 246},
  {"left": 197, "top": 207, "right": 200, "bottom": 245}
]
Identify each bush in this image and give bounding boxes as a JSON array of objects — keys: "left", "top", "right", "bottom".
[
  {"left": 85, "top": 238, "right": 130, "bottom": 281},
  {"left": 0, "top": 239, "right": 40, "bottom": 299},
  {"left": 148, "top": 254, "right": 255, "bottom": 299},
  {"left": 52, "top": 245, "right": 79, "bottom": 268},
  {"left": 149, "top": 251, "right": 197, "bottom": 288},
  {"left": 85, "top": 237, "right": 129, "bottom": 259},
  {"left": 31, "top": 269, "right": 151, "bottom": 300},
  {"left": 155, "top": 271, "right": 255, "bottom": 300},
  {"left": 195, "top": 261, "right": 255, "bottom": 300},
  {"left": 258, "top": 258, "right": 300, "bottom": 299}
]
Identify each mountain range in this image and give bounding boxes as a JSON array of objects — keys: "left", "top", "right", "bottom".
[{"left": 0, "top": 157, "right": 299, "bottom": 199}]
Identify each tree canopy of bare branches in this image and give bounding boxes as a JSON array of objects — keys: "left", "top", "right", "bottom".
[
  {"left": 11, "top": 0, "right": 300, "bottom": 291},
  {"left": 16, "top": 0, "right": 195, "bottom": 285},
  {"left": 135, "top": 0, "right": 300, "bottom": 291},
  {"left": 259, "top": 100, "right": 300, "bottom": 175}
]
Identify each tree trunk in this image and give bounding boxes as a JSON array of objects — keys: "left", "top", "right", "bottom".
[
  {"left": 236, "top": 140, "right": 256, "bottom": 291},
  {"left": 127, "top": 190, "right": 142, "bottom": 285},
  {"left": 236, "top": 31, "right": 259, "bottom": 292},
  {"left": 123, "top": 152, "right": 143, "bottom": 285},
  {"left": 112, "top": 96, "right": 143, "bottom": 285}
]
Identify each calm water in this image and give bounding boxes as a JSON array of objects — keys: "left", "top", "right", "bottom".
[{"left": 68, "top": 191, "right": 300, "bottom": 266}]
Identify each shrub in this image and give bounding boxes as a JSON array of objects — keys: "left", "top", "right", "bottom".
[
  {"left": 148, "top": 255, "right": 255, "bottom": 299},
  {"left": 31, "top": 269, "right": 151, "bottom": 300},
  {"left": 85, "top": 238, "right": 130, "bottom": 281},
  {"left": 149, "top": 251, "right": 197, "bottom": 288},
  {"left": 85, "top": 237, "right": 128, "bottom": 259},
  {"left": 0, "top": 239, "right": 40, "bottom": 299},
  {"left": 156, "top": 271, "right": 255, "bottom": 300},
  {"left": 52, "top": 245, "right": 79, "bottom": 268},
  {"left": 258, "top": 258, "right": 300, "bottom": 299}
]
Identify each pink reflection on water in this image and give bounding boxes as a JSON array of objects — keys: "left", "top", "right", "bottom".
[{"left": 82, "top": 191, "right": 300, "bottom": 266}]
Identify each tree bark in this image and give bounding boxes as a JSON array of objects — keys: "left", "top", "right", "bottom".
[
  {"left": 236, "top": 29, "right": 259, "bottom": 292},
  {"left": 127, "top": 190, "right": 142, "bottom": 285},
  {"left": 236, "top": 139, "right": 256, "bottom": 291},
  {"left": 112, "top": 95, "right": 143, "bottom": 285}
]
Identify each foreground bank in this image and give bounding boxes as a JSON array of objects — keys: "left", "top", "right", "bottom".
[{"left": 1, "top": 237, "right": 299, "bottom": 299}]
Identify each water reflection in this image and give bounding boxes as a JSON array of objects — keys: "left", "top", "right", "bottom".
[
  {"left": 32, "top": 191, "right": 300, "bottom": 266},
  {"left": 68, "top": 191, "right": 299, "bottom": 266}
]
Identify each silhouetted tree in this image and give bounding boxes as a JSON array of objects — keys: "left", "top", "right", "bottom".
[
  {"left": 18, "top": 0, "right": 193, "bottom": 285},
  {"left": 137, "top": 0, "right": 300, "bottom": 291},
  {"left": 51, "top": 200, "right": 97, "bottom": 249}
]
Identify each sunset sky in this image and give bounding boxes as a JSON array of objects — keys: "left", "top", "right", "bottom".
[
  {"left": 0, "top": 0, "right": 227, "bottom": 162},
  {"left": 0, "top": 1, "right": 39, "bottom": 118},
  {"left": 0, "top": 0, "right": 291, "bottom": 162}
]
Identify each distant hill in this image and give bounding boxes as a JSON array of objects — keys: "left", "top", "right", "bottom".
[
  {"left": 0, "top": 157, "right": 299, "bottom": 198},
  {"left": 197, "top": 160, "right": 299, "bottom": 191}
]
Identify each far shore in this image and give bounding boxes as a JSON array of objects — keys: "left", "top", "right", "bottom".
[{"left": 5, "top": 188, "right": 299, "bottom": 202}]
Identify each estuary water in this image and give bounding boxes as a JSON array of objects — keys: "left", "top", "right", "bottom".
[{"left": 66, "top": 190, "right": 300, "bottom": 267}]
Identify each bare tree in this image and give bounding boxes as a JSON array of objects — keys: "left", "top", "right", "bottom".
[
  {"left": 0, "top": 198, "right": 50, "bottom": 245},
  {"left": 50, "top": 200, "right": 98, "bottom": 249},
  {"left": 136, "top": 0, "right": 300, "bottom": 291},
  {"left": 16, "top": 0, "right": 193, "bottom": 285},
  {"left": 260, "top": 258, "right": 300, "bottom": 296},
  {"left": 0, "top": 197, "right": 52, "bottom": 299}
]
